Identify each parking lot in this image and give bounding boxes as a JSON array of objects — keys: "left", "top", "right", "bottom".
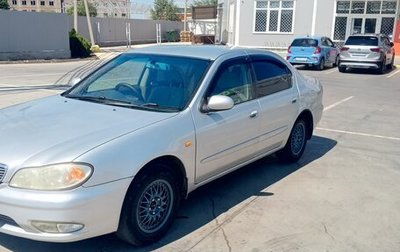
[{"left": 0, "top": 53, "right": 400, "bottom": 252}]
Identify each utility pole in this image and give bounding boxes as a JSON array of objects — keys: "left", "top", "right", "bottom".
[
  {"left": 184, "top": 0, "right": 187, "bottom": 31},
  {"left": 73, "top": 0, "right": 78, "bottom": 31},
  {"left": 83, "top": 0, "right": 95, "bottom": 45}
]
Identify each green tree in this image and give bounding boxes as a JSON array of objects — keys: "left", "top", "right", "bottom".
[
  {"left": 151, "top": 0, "right": 179, "bottom": 21},
  {"left": 0, "top": 0, "right": 10, "bottom": 9},
  {"left": 66, "top": 0, "right": 97, "bottom": 17},
  {"left": 192, "top": 0, "right": 217, "bottom": 7}
]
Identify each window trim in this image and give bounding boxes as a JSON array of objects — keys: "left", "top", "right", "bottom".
[{"left": 253, "top": 0, "right": 296, "bottom": 34}]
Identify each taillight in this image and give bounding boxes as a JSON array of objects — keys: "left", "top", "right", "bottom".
[
  {"left": 340, "top": 47, "right": 349, "bottom": 52},
  {"left": 314, "top": 46, "right": 321, "bottom": 54},
  {"left": 288, "top": 46, "right": 292, "bottom": 53},
  {"left": 370, "top": 48, "right": 381, "bottom": 53}
]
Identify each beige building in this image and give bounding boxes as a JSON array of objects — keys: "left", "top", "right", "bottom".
[
  {"left": 8, "top": 0, "right": 63, "bottom": 13},
  {"left": 63, "top": 0, "right": 130, "bottom": 18}
]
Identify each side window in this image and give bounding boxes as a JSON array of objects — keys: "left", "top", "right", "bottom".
[
  {"left": 321, "top": 38, "right": 328, "bottom": 47},
  {"left": 208, "top": 63, "right": 254, "bottom": 105},
  {"left": 252, "top": 60, "right": 292, "bottom": 98},
  {"left": 326, "top": 38, "right": 335, "bottom": 47}
]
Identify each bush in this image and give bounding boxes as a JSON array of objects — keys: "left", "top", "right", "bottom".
[{"left": 69, "top": 29, "right": 92, "bottom": 58}]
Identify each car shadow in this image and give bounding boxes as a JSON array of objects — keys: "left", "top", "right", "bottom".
[
  {"left": 339, "top": 65, "right": 397, "bottom": 75},
  {"left": 0, "top": 135, "right": 337, "bottom": 252},
  {"left": 294, "top": 65, "right": 335, "bottom": 72}
]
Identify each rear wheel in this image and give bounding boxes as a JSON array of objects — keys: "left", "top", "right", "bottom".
[
  {"left": 333, "top": 55, "right": 339, "bottom": 67},
  {"left": 316, "top": 58, "right": 325, "bottom": 70},
  {"left": 277, "top": 119, "right": 307, "bottom": 163},
  {"left": 387, "top": 55, "right": 395, "bottom": 70},
  {"left": 117, "top": 165, "right": 180, "bottom": 246},
  {"left": 377, "top": 58, "right": 386, "bottom": 74}
]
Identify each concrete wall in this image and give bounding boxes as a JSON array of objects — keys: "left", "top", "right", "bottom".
[
  {"left": 0, "top": 10, "right": 183, "bottom": 60},
  {"left": 0, "top": 10, "right": 71, "bottom": 60},
  {"left": 72, "top": 16, "right": 184, "bottom": 46}
]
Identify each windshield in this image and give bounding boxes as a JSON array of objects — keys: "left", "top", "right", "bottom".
[
  {"left": 63, "top": 54, "right": 210, "bottom": 112},
  {"left": 345, "top": 36, "right": 378, "bottom": 46},
  {"left": 291, "top": 39, "right": 318, "bottom": 47}
]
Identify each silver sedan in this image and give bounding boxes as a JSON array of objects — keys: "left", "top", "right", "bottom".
[{"left": 0, "top": 45, "right": 323, "bottom": 246}]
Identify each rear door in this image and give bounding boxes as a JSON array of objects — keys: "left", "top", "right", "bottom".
[
  {"left": 249, "top": 55, "right": 299, "bottom": 156},
  {"left": 322, "top": 37, "right": 339, "bottom": 64}
]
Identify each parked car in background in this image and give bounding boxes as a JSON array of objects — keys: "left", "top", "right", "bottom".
[
  {"left": 287, "top": 36, "right": 340, "bottom": 70},
  {"left": 339, "top": 34, "right": 395, "bottom": 74},
  {"left": 0, "top": 46, "right": 323, "bottom": 246}
]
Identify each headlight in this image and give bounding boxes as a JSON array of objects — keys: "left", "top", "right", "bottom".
[{"left": 9, "top": 163, "right": 93, "bottom": 190}]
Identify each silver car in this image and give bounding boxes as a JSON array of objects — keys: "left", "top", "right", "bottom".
[
  {"left": 0, "top": 46, "right": 323, "bottom": 246},
  {"left": 339, "top": 34, "right": 395, "bottom": 74}
]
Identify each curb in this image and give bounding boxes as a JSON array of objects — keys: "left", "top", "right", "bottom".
[{"left": 0, "top": 55, "right": 99, "bottom": 65}]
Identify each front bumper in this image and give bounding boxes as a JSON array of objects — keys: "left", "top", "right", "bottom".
[{"left": 0, "top": 178, "right": 131, "bottom": 242}]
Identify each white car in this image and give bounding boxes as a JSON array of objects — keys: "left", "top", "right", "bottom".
[{"left": 0, "top": 45, "right": 323, "bottom": 246}]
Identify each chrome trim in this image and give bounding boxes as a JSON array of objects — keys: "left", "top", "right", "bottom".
[{"left": 0, "top": 164, "right": 7, "bottom": 183}]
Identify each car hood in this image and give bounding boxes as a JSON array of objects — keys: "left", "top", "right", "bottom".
[{"left": 0, "top": 95, "right": 177, "bottom": 170}]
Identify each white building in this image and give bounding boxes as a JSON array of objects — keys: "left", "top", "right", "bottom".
[{"left": 217, "top": 0, "right": 400, "bottom": 51}]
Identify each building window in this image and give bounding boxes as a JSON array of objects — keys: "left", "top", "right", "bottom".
[
  {"left": 31, "top": 0, "right": 35, "bottom": 5},
  {"left": 337, "top": 0, "right": 397, "bottom": 15},
  {"left": 40, "top": 1, "right": 45, "bottom": 5},
  {"left": 22, "top": 0, "right": 27, "bottom": 5},
  {"left": 12, "top": 0, "right": 17, "bottom": 4},
  {"left": 49, "top": 1, "right": 54, "bottom": 6},
  {"left": 254, "top": 0, "right": 295, "bottom": 33}
]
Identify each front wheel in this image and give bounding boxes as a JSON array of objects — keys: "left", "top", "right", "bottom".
[
  {"left": 277, "top": 119, "right": 307, "bottom": 163},
  {"left": 117, "top": 167, "right": 180, "bottom": 246}
]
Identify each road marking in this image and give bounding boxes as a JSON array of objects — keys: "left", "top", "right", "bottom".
[
  {"left": 316, "top": 127, "right": 400, "bottom": 141},
  {"left": 386, "top": 69, "right": 400, "bottom": 78},
  {"left": 325, "top": 69, "right": 337, "bottom": 74},
  {"left": 324, "top": 96, "right": 354, "bottom": 111}
]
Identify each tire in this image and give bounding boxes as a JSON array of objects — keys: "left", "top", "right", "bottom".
[
  {"left": 338, "top": 66, "right": 346, "bottom": 73},
  {"left": 316, "top": 58, "right": 325, "bottom": 70},
  {"left": 117, "top": 165, "right": 180, "bottom": 246},
  {"left": 387, "top": 55, "right": 395, "bottom": 70},
  {"left": 277, "top": 119, "right": 307, "bottom": 163},
  {"left": 333, "top": 55, "right": 339, "bottom": 67},
  {"left": 377, "top": 58, "right": 386, "bottom": 74}
]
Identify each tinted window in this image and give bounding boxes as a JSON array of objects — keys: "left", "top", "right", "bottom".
[
  {"left": 345, "top": 36, "right": 378, "bottom": 46},
  {"left": 209, "top": 63, "right": 253, "bottom": 105},
  {"left": 253, "top": 60, "right": 292, "bottom": 97},
  {"left": 291, "top": 39, "right": 318, "bottom": 47}
]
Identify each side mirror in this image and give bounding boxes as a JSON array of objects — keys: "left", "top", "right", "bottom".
[
  {"left": 69, "top": 77, "right": 81, "bottom": 86},
  {"left": 390, "top": 42, "right": 394, "bottom": 47},
  {"left": 204, "top": 95, "right": 234, "bottom": 112}
]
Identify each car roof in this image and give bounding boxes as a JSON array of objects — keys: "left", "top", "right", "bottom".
[
  {"left": 124, "top": 45, "right": 284, "bottom": 62},
  {"left": 348, "top": 33, "right": 383, "bottom": 37},
  {"left": 126, "top": 45, "right": 247, "bottom": 61},
  {"left": 293, "top": 36, "right": 323, "bottom": 40}
]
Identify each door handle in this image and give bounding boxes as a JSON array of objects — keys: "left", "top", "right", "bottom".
[
  {"left": 291, "top": 98, "right": 297, "bottom": 104},
  {"left": 249, "top": 110, "right": 258, "bottom": 118}
]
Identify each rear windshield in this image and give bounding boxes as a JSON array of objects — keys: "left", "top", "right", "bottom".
[
  {"left": 291, "top": 39, "right": 318, "bottom": 47},
  {"left": 345, "top": 36, "right": 378, "bottom": 46}
]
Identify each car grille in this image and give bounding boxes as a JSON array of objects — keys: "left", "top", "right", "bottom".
[
  {"left": 0, "top": 214, "right": 19, "bottom": 227},
  {"left": 0, "top": 165, "right": 6, "bottom": 183}
]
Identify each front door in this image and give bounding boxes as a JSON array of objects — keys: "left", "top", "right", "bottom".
[{"left": 192, "top": 59, "right": 260, "bottom": 183}]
